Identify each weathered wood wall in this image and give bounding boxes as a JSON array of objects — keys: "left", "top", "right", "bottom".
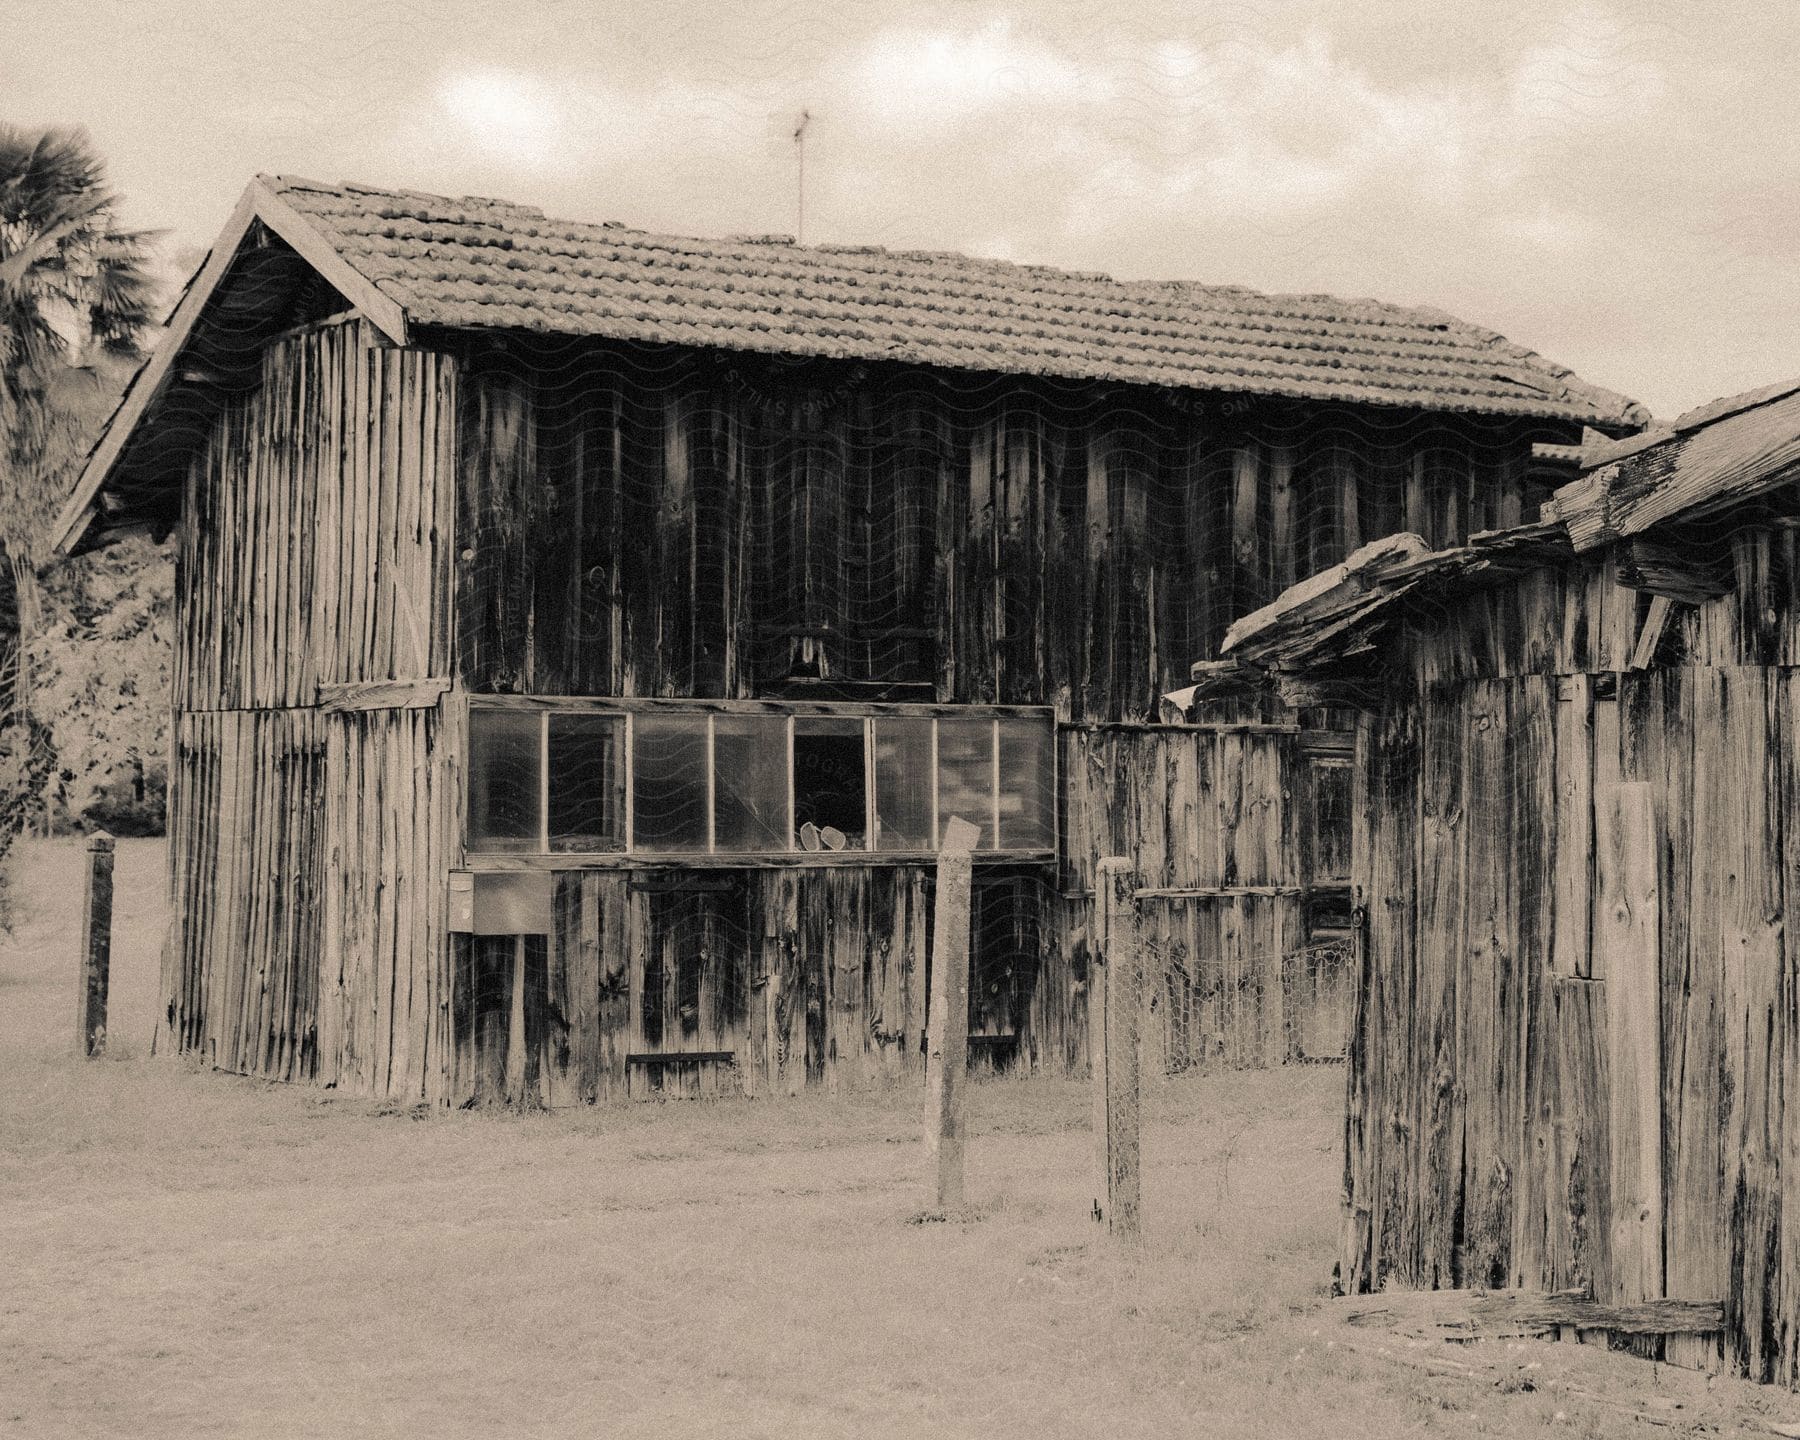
[
  {"left": 451, "top": 865, "right": 935, "bottom": 1104},
  {"left": 451, "top": 339, "right": 1565, "bottom": 718},
  {"left": 443, "top": 338, "right": 1556, "bottom": 1093},
  {"left": 1347, "top": 529, "right": 1800, "bottom": 1386},
  {"left": 163, "top": 707, "right": 323, "bottom": 1079},
  {"left": 160, "top": 317, "right": 1566, "bottom": 1104},
  {"left": 1060, "top": 723, "right": 1336, "bottom": 1072},
  {"left": 162, "top": 318, "right": 459, "bottom": 1097}
]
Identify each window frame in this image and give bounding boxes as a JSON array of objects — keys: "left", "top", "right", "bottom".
[{"left": 461, "top": 696, "right": 1059, "bottom": 867}]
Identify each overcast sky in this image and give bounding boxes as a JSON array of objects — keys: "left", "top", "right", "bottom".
[{"left": 5, "top": 0, "right": 1794, "bottom": 420}]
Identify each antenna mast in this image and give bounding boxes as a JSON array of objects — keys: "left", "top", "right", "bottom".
[{"left": 793, "top": 109, "right": 812, "bottom": 243}]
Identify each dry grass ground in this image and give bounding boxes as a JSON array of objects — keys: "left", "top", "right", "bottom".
[{"left": 3, "top": 838, "right": 1791, "bottom": 1438}]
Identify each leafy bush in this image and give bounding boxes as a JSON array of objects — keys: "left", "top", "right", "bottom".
[
  {"left": 34, "top": 534, "right": 172, "bottom": 833},
  {"left": 80, "top": 757, "right": 167, "bottom": 837}
]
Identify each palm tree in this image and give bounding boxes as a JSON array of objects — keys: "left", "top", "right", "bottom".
[
  {"left": 0, "top": 125, "right": 156, "bottom": 836},
  {"left": 1, "top": 125, "right": 155, "bottom": 577}
]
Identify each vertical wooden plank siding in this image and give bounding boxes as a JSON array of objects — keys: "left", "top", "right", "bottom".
[
  {"left": 1349, "top": 537, "right": 1800, "bottom": 1386},
  {"left": 163, "top": 319, "right": 458, "bottom": 1099},
  {"left": 1595, "top": 782, "right": 1662, "bottom": 1304},
  {"left": 450, "top": 353, "right": 1550, "bottom": 718}
]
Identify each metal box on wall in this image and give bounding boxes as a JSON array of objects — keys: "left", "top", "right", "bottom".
[{"left": 447, "top": 871, "right": 555, "bottom": 936}]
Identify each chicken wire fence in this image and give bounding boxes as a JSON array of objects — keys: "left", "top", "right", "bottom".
[{"left": 1143, "top": 935, "right": 1356, "bottom": 1077}]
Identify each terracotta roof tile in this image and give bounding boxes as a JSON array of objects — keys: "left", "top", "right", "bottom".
[{"left": 265, "top": 174, "right": 1645, "bottom": 428}]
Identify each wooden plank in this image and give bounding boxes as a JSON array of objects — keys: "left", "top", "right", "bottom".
[
  {"left": 1332, "top": 1288, "right": 1722, "bottom": 1340},
  {"left": 1777, "top": 674, "right": 1800, "bottom": 1386},
  {"left": 560, "top": 874, "right": 601, "bottom": 1104},
  {"left": 1459, "top": 679, "right": 1511, "bottom": 1288},
  {"left": 1667, "top": 668, "right": 1726, "bottom": 1341},
  {"left": 1551, "top": 675, "right": 1594, "bottom": 981},
  {"left": 1510, "top": 676, "right": 1557, "bottom": 1291},
  {"left": 1091, "top": 855, "right": 1142, "bottom": 1243},
  {"left": 926, "top": 815, "right": 978, "bottom": 1209},
  {"left": 1563, "top": 385, "right": 1800, "bottom": 549},
  {"left": 1717, "top": 666, "right": 1784, "bottom": 1377},
  {"left": 1267, "top": 442, "right": 1296, "bottom": 594},
  {"left": 1594, "top": 782, "right": 1661, "bottom": 1305},
  {"left": 74, "top": 834, "right": 115, "bottom": 1057},
  {"left": 1551, "top": 975, "right": 1613, "bottom": 1298},
  {"left": 1230, "top": 444, "right": 1262, "bottom": 624},
  {"left": 1413, "top": 694, "right": 1467, "bottom": 1286},
  {"left": 1628, "top": 595, "right": 1675, "bottom": 670}
]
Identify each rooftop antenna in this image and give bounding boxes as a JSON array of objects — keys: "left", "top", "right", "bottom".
[{"left": 793, "top": 109, "right": 812, "bottom": 244}]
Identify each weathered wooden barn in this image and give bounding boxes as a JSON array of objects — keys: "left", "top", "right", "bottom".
[
  {"left": 54, "top": 174, "right": 1641, "bottom": 1106},
  {"left": 1220, "top": 379, "right": 1800, "bottom": 1384}
]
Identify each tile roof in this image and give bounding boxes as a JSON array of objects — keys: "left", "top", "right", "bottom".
[{"left": 263, "top": 175, "right": 1646, "bottom": 429}]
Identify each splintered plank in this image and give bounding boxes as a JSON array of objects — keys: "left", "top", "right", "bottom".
[
  {"left": 1551, "top": 676, "right": 1594, "bottom": 977},
  {"left": 1717, "top": 666, "right": 1784, "bottom": 1378},
  {"left": 1509, "top": 676, "right": 1558, "bottom": 1290},
  {"left": 1414, "top": 694, "right": 1467, "bottom": 1287},
  {"left": 1365, "top": 703, "right": 1420, "bottom": 1290},
  {"left": 1666, "top": 668, "right": 1727, "bottom": 1344},
  {"left": 1551, "top": 975, "right": 1613, "bottom": 1299},
  {"left": 1779, "top": 674, "right": 1800, "bottom": 1386},
  {"left": 1460, "top": 680, "right": 1512, "bottom": 1289},
  {"left": 1594, "top": 781, "right": 1662, "bottom": 1305},
  {"left": 1332, "top": 1288, "right": 1722, "bottom": 1340}
]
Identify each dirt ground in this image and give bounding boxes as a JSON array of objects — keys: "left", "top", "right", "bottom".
[{"left": 3, "top": 838, "right": 1792, "bottom": 1438}]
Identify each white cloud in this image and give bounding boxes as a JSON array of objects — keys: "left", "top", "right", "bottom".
[
  {"left": 843, "top": 19, "right": 1094, "bottom": 135},
  {"left": 435, "top": 66, "right": 571, "bottom": 172}
]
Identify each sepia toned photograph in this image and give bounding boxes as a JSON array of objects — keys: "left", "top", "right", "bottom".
[{"left": 5, "top": 3, "right": 1799, "bottom": 1435}]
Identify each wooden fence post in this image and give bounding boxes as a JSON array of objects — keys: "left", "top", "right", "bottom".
[
  {"left": 1092, "top": 856, "right": 1142, "bottom": 1243},
  {"left": 926, "top": 815, "right": 980, "bottom": 1211},
  {"left": 76, "top": 831, "right": 115, "bottom": 1058}
]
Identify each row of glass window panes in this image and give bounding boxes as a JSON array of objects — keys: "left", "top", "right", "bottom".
[{"left": 466, "top": 709, "right": 1056, "bottom": 855}]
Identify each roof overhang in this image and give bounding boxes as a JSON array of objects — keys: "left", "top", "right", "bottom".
[{"left": 51, "top": 177, "right": 409, "bottom": 558}]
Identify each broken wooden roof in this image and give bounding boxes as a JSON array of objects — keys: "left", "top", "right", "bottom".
[
  {"left": 1218, "top": 376, "right": 1800, "bottom": 677},
  {"left": 1546, "top": 377, "right": 1800, "bottom": 551},
  {"left": 56, "top": 175, "right": 1643, "bottom": 555},
  {"left": 1215, "top": 525, "right": 1574, "bottom": 674}
]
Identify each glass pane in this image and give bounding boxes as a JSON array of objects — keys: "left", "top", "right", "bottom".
[
  {"left": 631, "top": 714, "right": 709, "bottom": 852},
  {"left": 793, "top": 716, "right": 866, "bottom": 850},
  {"left": 997, "top": 719, "right": 1055, "bottom": 851},
  {"left": 548, "top": 713, "right": 623, "bottom": 852},
  {"left": 873, "top": 716, "right": 934, "bottom": 851},
  {"left": 714, "top": 714, "right": 790, "bottom": 851},
  {"left": 935, "top": 716, "right": 993, "bottom": 849},
  {"left": 468, "top": 709, "right": 541, "bottom": 852}
]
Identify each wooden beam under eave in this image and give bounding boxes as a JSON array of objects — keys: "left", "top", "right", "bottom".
[
  {"left": 1612, "top": 536, "right": 1730, "bottom": 605},
  {"left": 247, "top": 179, "right": 410, "bottom": 349},
  {"left": 51, "top": 177, "right": 412, "bottom": 558},
  {"left": 51, "top": 184, "right": 264, "bottom": 557}
]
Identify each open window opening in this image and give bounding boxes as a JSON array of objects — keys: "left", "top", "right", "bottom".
[{"left": 793, "top": 716, "right": 866, "bottom": 850}]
